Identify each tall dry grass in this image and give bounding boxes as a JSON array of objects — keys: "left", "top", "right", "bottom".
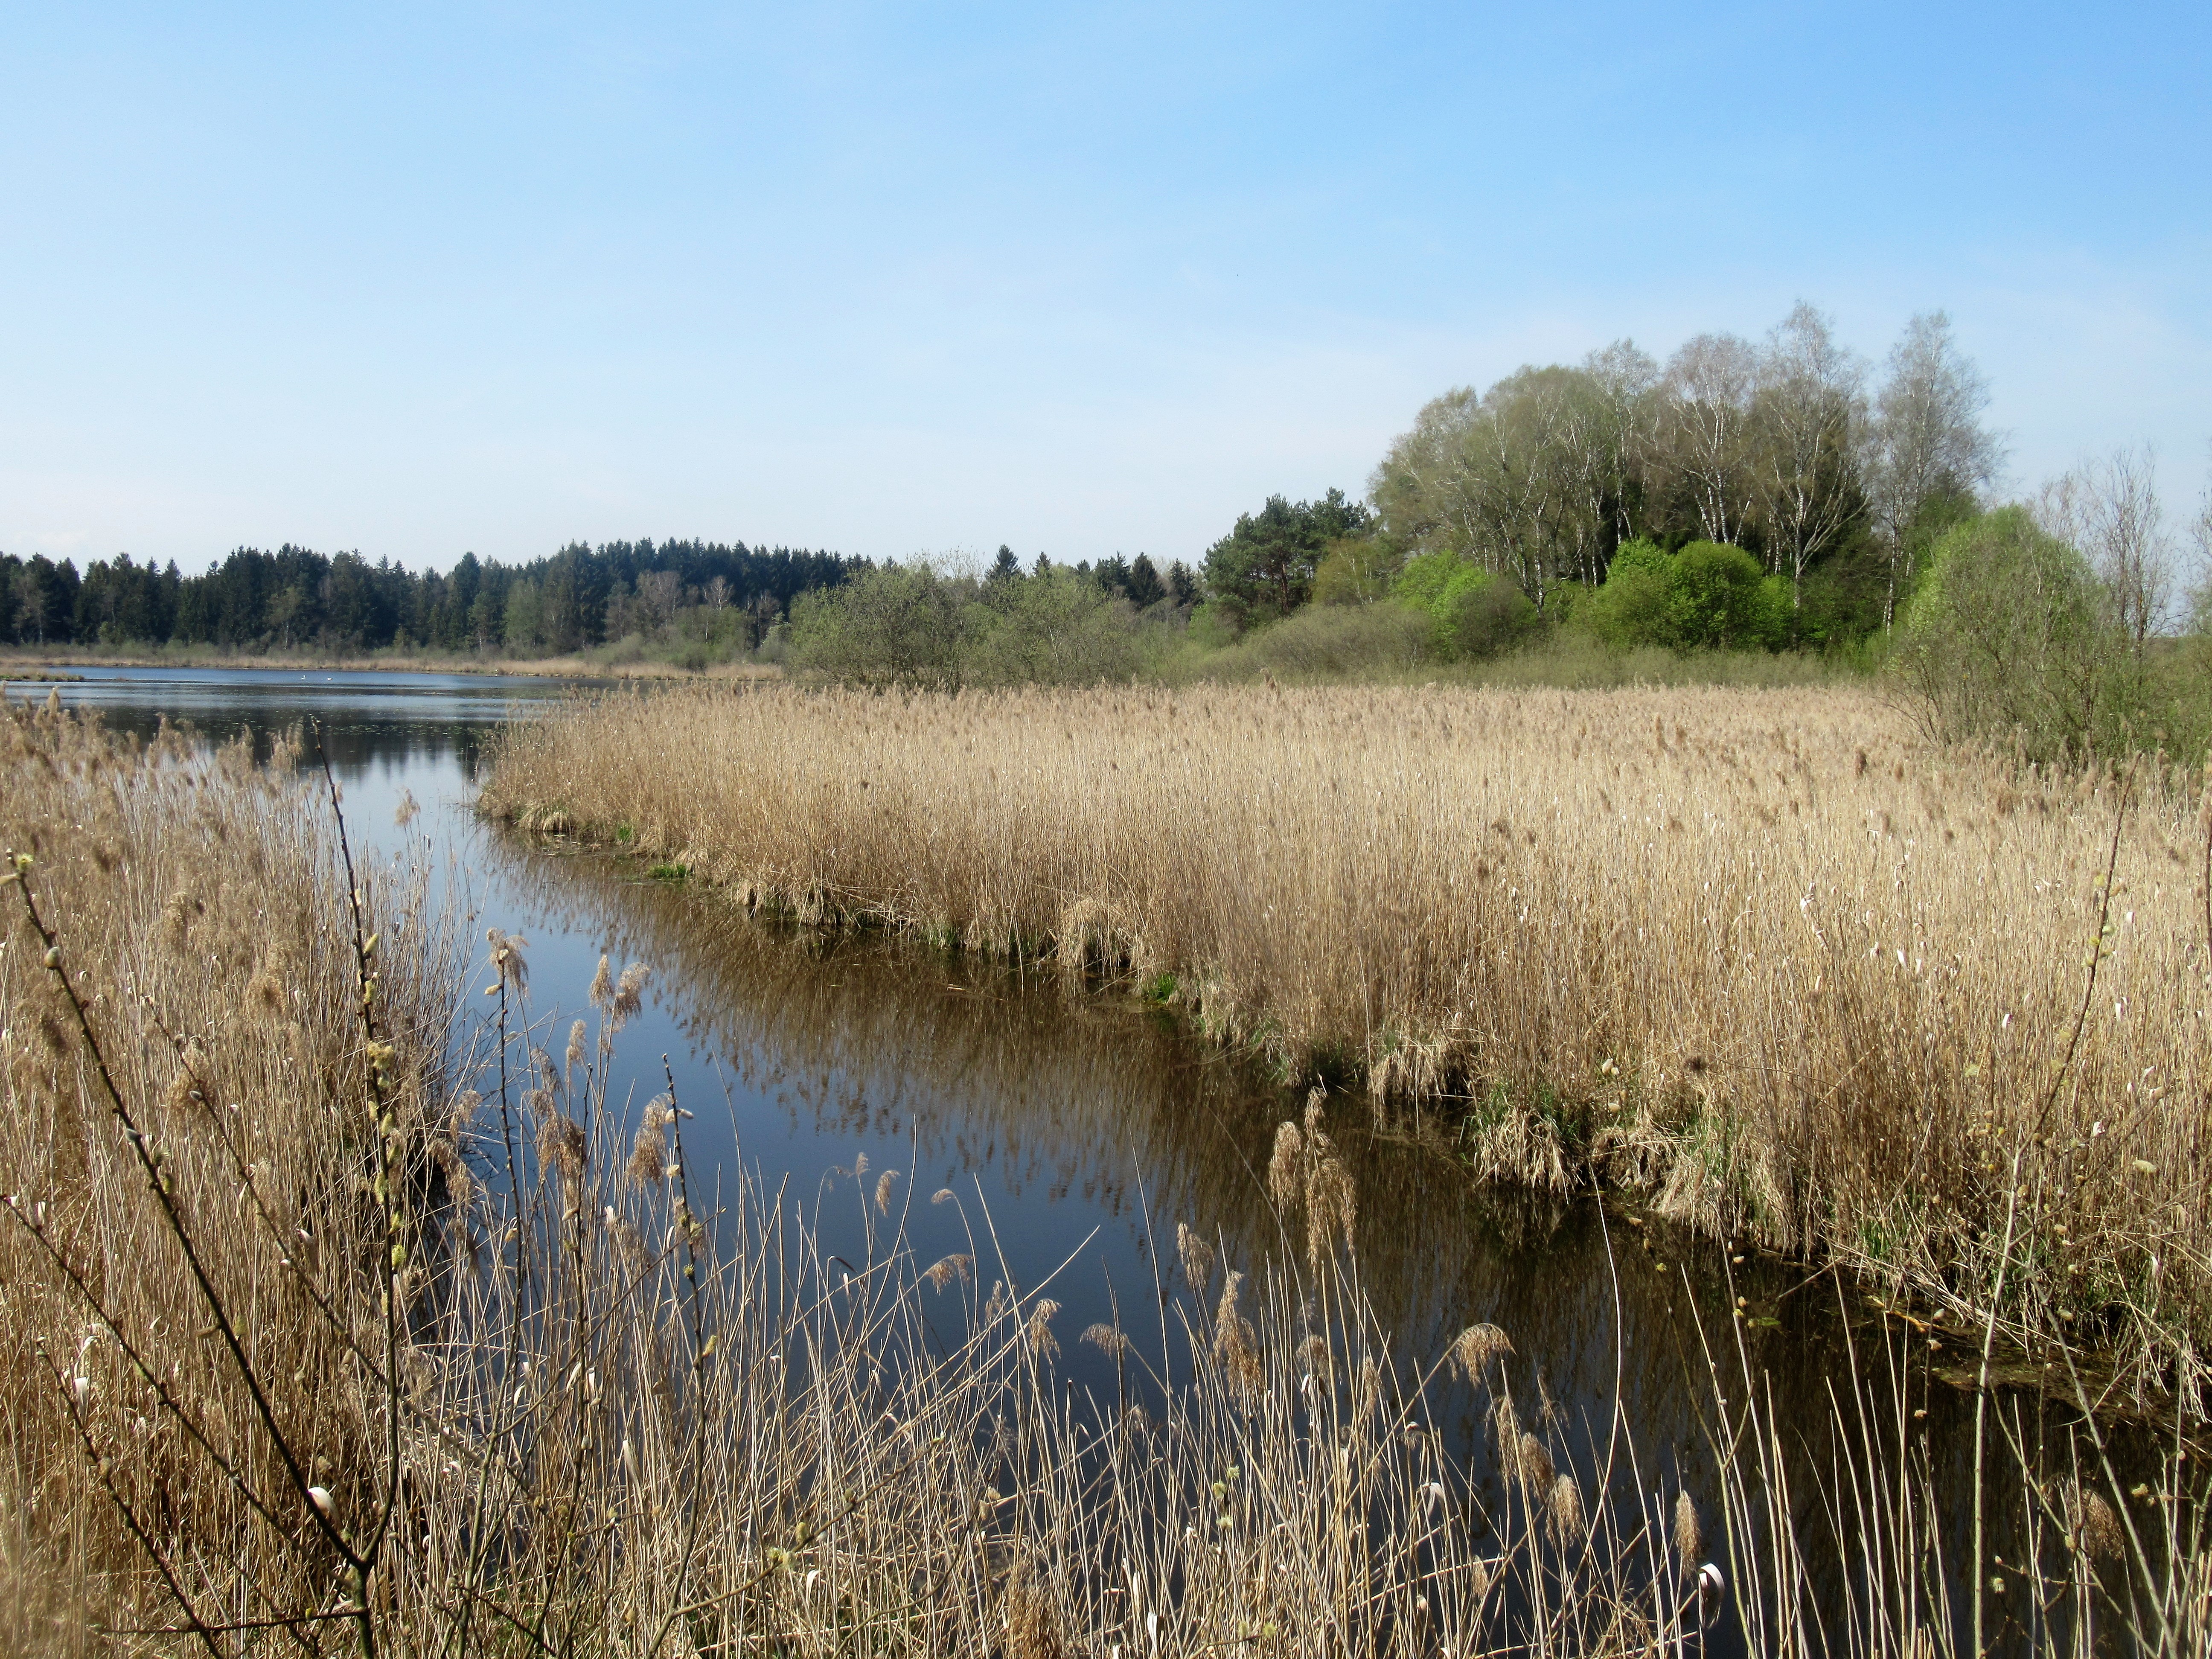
[
  {"left": 481, "top": 682, "right": 2212, "bottom": 1396},
  {"left": 4, "top": 694, "right": 2206, "bottom": 1654}
]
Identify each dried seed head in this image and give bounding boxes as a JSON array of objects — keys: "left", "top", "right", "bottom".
[
  {"left": 611, "top": 962, "right": 649, "bottom": 1027},
  {"left": 1213, "top": 1271, "right": 1261, "bottom": 1399},
  {"left": 628, "top": 1121, "right": 665, "bottom": 1188},
  {"left": 1081, "top": 1323, "right": 1132, "bottom": 1359},
  {"left": 486, "top": 929, "right": 529, "bottom": 991},
  {"left": 1177, "top": 1222, "right": 1215, "bottom": 1300},
  {"left": 1546, "top": 1473, "right": 1586, "bottom": 1545},
  {"left": 565, "top": 1019, "right": 587, "bottom": 1083},
  {"left": 538, "top": 1116, "right": 587, "bottom": 1185},
  {"left": 1674, "top": 1489, "right": 1703, "bottom": 1564},
  {"left": 589, "top": 953, "right": 614, "bottom": 1012},
  {"left": 1306, "top": 1152, "right": 1357, "bottom": 1269},
  {"left": 1267, "top": 1121, "right": 1304, "bottom": 1213},
  {"left": 1517, "top": 1432, "right": 1555, "bottom": 1493},
  {"left": 1026, "top": 1299, "right": 1060, "bottom": 1361},
  {"left": 2080, "top": 1487, "right": 2125, "bottom": 1560},
  {"left": 924, "top": 1254, "right": 972, "bottom": 1291},
  {"left": 930, "top": 1187, "right": 956, "bottom": 1206},
  {"left": 1450, "top": 1323, "right": 1513, "bottom": 1382},
  {"left": 873, "top": 1170, "right": 899, "bottom": 1215}
]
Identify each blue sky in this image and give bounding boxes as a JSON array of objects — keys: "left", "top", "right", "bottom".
[{"left": 3, "top": 2, "right": 2206, "bottom": 573}]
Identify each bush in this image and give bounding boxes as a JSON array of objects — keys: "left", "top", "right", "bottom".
[
  {"left": 1892, "top": 506, "right": 2118, "bottom": 761},
  {"left": 1581, "top": 538, "right": 1782, "bottom": 653},
  {"left": 1388, "top": 552, "right": 1536, "bottom": 660},
  {"left": 1195, "top": 602, "right": 1432, "bottom": 680},
  {"left": 966, "top": 569, "right": 1145, "bottom": 687},
  {"left": 789, "top": 563, "right": 974, "bottom": 688},
  {"left": 1665, "top": 541, "right": 1771, "bottom": 650}
]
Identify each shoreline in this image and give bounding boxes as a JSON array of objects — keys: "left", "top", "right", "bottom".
[
  {"left": 0, "top": 645, "right": 783, "bottom": 681},
  {"left": 478, "top": 678, "right": 2212, "bottom": 1394}
]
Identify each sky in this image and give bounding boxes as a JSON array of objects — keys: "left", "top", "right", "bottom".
[{"left": 2, "top": 2, "right": 2207, "bottom": 576}]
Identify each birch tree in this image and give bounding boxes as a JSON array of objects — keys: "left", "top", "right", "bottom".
[
  {"left": 1659, "top": 332, "right": 1761, "bottom": 546},
  {"left": 1750, "top": 303, "right": 1868, "bottom": 600},
  {"left": 1867, "top": 311, "right": 2002, "bottom": 623}
]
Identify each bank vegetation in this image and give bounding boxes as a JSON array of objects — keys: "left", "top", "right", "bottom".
[
  {"left": 4, "top": 695, "right": 2207, "bottom": 1653},
  {"left": 484, "top": 681, "right": 2212, "bottom": 1401}
]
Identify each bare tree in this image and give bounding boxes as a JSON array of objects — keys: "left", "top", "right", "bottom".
[
  {"left": 2189, "top": 451, "right": 2212, "bottom": 632},
  {"left": 1368, "top": 386, "right": 1490, "bottom": 564},
  {"left": 1659, "top": 332, "right": 1761, "bottom": 546},
  {"left": 1581, "top": 339, "right": 1660, "bottom": 548},
  {"left": 637, "top": 568, "right": 684, "bottom": 631},
  {"left": 1750, "top": 303, "right": 1868, "bottom": 600},
  {"left": 1867, "top": 311, "right": 2002, "bottom": 624},
  {"left": 703, "top": 574, "right": 731, "bottom": 611},
  {"left": 2036, "top": 447, "right": 2175, "bottom": 654}
]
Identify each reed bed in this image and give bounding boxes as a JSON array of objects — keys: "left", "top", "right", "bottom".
[
  {"left": 481, "top": 682, "right": 2212, "bottom": 1396},
  {"left": 3, "top": 694, "right": 2206, "bottom": 1654}
]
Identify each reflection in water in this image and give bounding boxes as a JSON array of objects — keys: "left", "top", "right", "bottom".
[
  {"left": 21, "top": 666, "right": 2178, "bottom": 1657},
  {"left": 498, "top": 843, "right": 2104, "bottom": 1534}
]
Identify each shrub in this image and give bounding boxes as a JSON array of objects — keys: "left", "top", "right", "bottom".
[
  {"left": 1389, "top": 553, "right": 1536, "bottom": 660},
  {"left": 1211, "top": 602, "right": 1432, "bottom": 679},
  {"left": 966, "top": 568, "right": 1145, "bottom": 686},
  {"left": 1665, "top": 541, "right": 1771, "bottom": 651},
  {"left": 1582, "top": 539, "right": 1781, "bottom": 653},
  {"left": 789, "top": 562, "right": 973, "bottom": 689},
  {"left": 1892, "top": 506, "right": 2114, "bottom": 760}
]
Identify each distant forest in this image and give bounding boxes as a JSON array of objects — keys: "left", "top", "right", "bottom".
[{"left": 0, "top": 538, "right": 865, "bottom": 655}]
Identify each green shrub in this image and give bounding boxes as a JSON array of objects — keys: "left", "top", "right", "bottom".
[
  {"left": 1582, "top": 538, "right": 1781, "bottom": 653},
  {"left": 1892, "top": 506, "right": 2119, "bottom": 761},
  {"left": 966, "top": 569, "right": 1145, "bottom": 686},
  {"left": 1387, "top": 552, "right": 1537, "bottom": 660},
  {"left": 789, "top": 563, "right": 973, "bottom": 689},
  {"left": 1665, "top": 541, "right": 1771, "bottom": 650},
  {"left": 1187, "top": 602, "right": 1431, "bottom": 680}
]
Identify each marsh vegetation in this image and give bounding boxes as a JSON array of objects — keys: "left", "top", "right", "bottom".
[
  {"left": 483, "top": 681, "right": 2212, "bottom": 1401},
  {"left": 1, "top": 687, "right": 2208, "bottom": 1653}
]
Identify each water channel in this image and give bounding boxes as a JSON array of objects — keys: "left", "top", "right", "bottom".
[{"left": 12, "top": 664, "right": 2177, "bottom": 1655}]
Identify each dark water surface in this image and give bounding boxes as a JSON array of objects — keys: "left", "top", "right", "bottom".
[{"left": 12, "top": 664, "right": 2172, "bottom": 1655}]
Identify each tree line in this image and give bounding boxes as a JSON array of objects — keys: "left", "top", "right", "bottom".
[
  {"left": 0, "top": 538, "right": 863, "bottom": 655},
  {"left": 1212, "top": 307, "right": 2000, "bottom": 649}
]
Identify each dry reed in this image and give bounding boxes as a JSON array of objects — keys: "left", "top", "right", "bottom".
[
  {"left": 480, "top": 681, "right": 2212, "bottom": 1395},
  {"left": 7, "top": 693, "right": 2206, "bottom": 1656}
]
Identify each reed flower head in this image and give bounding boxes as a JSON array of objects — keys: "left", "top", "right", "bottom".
[
  {"left": 1177, "top": 1222, "right": 1214, "bottom": 1300},
  {"left": 1450, "top": 1323, "right": 1513, "bottom": 1382},
  {"left": 1674, "top": 1489, "right": 1703, "bottom": 1564},
  {"left": 1081, "top": 1322, "right": 1132, "bottom": 1359},
  {"left": 1545, "top": 1473, "right": 1586, "bottom": 1545}
]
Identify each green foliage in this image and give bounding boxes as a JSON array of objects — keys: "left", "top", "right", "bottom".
[
  {"left": 1580, "top": 538, "right": 1783, "bottom": 654},
  {"left": 1665, "top": 541, "right": 1773, "bottom": 649},
  {"left": 1202, "top": 489, "right": 1371, "bottom": 623},
  {"left": 1310, "top": 536, "right": 1403, "bottom": 606},
  {"left": 1188, "top": 602, "right": 1430, "bottom": 681},
  {"left": 1892, "top": 507, "right": 2115, "bottom": 761},
  {"left": 965, "top": 568, "right": 1145, "bottom": 686},
  {"left": 788, "top": 563, "right": 973, "bottom": 689},
  {"left": 785, "top": 563, "right": 1147, "bottom": 690},
  {"left": 0, "top": 538, "right": 860, "bottom": 657},
  {"left": 1388, "top": 552, "right": 1536, "bottom": 660}
]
